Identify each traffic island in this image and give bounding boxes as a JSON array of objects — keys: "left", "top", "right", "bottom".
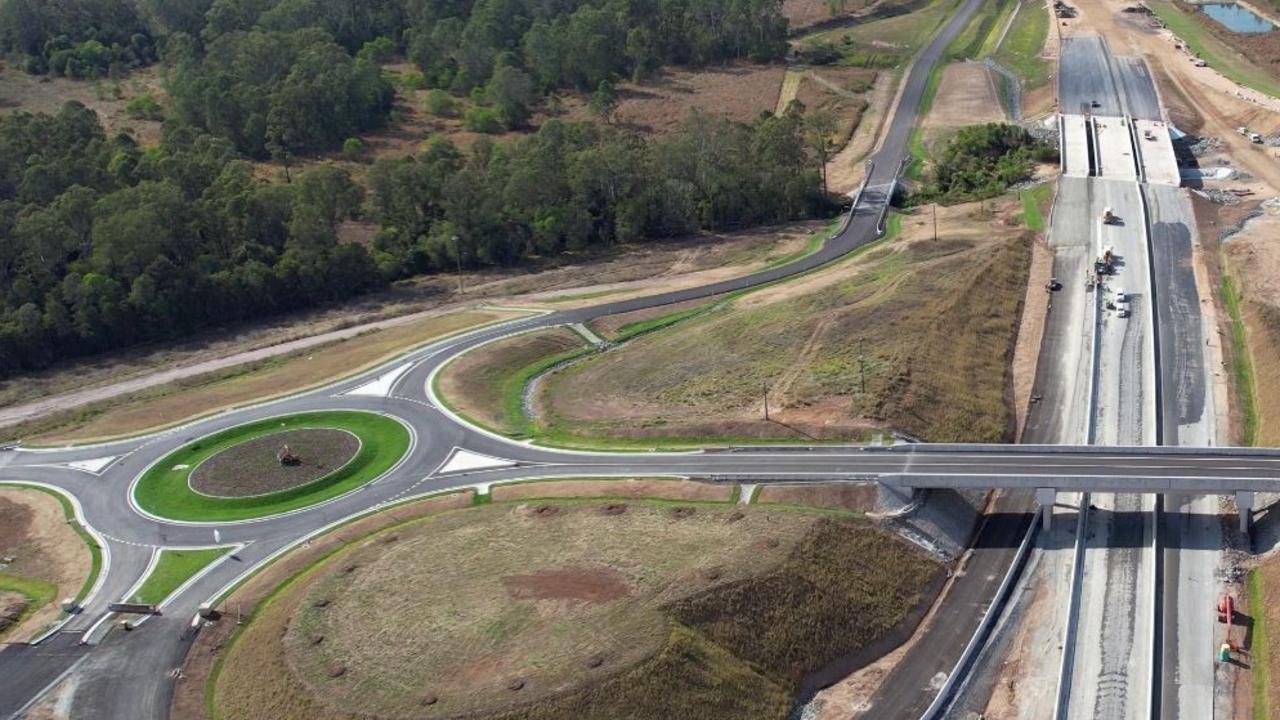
[{"left": 132, "top": 411, "right": 410, "bottom": 522}]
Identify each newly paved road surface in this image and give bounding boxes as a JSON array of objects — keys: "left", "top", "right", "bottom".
[{"left": 0, "top": 23, "right": 1246, "bottom": 720}]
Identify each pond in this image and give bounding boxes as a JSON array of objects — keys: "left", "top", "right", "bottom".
[{"left": 1200, "top": 2, "right": 1275, "bottom": 33}]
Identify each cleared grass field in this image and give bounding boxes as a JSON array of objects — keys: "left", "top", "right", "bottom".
[
  {"left": 211, "top": 500, "right": 940, "bottom": 720},
  {"left": 994, "top": 0, "right": 1050, "bottom": 89},
  {"left": 16, "top": 310, "right": 509, "bottom": 446},
  {"left": 133, "top": 547, "right": 231, "bottom": 605},
  {"left": 133, "top": 411, "right": 410, "bottom": 522},
  {"left": 536, "top": 202, "right": 1032, "bottom": 446},
  {"left": 435, "top": 328, "right": 592, "bottom": 437},
  {"left": 0, "top": 487, "right": 97, "bottom": 641}
]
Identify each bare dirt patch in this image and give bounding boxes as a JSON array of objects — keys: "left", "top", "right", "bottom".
[
  {"left": 827, "top": 72, "right": 897, "bottom": 194},
  {"left": 785, "top": 0, "right": 880, "bottom": 29},
  {"left": 564, "top": 64, "right": 786, "bottom": 135},
  {"left": 0, "top": 488, "right": 92, "bottom": 641},
  {"left": 0, "top": 65, "right": 165, "bottom": 144},
  {"left": 491, "top": 478, "right": 733, "bottom": 503},
  {"left": 503, "top": 566, "right": 632, "bottom": 604},
  {"left": 756, "top": 483, "right": 879, "bottom": 513},
  {"left": 925, "top": 62, "right": 1005, "bottom": 130},
  {"left": 1013, "top": 233, "right": 1054, "bottom": 439},
  {"left": 189, "top": 429, "right": 359, "bottom": 498}
]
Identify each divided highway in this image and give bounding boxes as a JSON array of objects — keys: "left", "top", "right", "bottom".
[{"left": 0, "top": 19, "right": 1247, "bottom": 720}]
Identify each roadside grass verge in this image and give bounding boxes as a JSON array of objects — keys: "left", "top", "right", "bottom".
[
  {"left": 947, "top": 0, "right": 1017, "bottom": 62},
  {"left": 798, "top": 0, "right": 963, "bottom": 68},
  {"left": 1221, "top": 273, "right": 1259, "bottom": 445},
  {"left": 0, "top": 574, "right": 58, "bottom": 638},
  {"left": 994, "top": 0, "right": 1050, "bottom": 88},
  {"left": 1251, "top": 567, "right": 1271, "bottom": 720},
  {"left": 1146, "top": 0, "right": 1280, "bottom": 99},
  {"left": 1020, "top": 182, "right": 1054, "bottom": 232},
  {"left": 133, "top": 411, "right": 410, "bottom": 522},
  {"left": 133, "top": 547, "right": 232, "bottom": 605},
  {"left": 435, "top": 328, "right": 592, "bottom": 437},
  {"left": 209, "top": 500, "right": 940, "bottom": 720},
  {"left": 11, "top": 310, "right": 513, "bottom": 447}
]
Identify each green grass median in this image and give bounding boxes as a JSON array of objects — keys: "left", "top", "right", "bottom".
[
  {"left": 133, "top": 547, "right": 232, "bottom": 605},
  {"left": 133, "top": 411, "right": 411, "bottom": 522}
]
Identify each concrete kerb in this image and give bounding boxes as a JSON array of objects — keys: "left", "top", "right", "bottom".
[
  {"left": 184, "top": 427, "right": 363, "bottom": 500},
  {"left": 0, "top": 480, "right": 113, "bottom": 646},
  {"left": 13, "top": 309, "right": 550, "bottom": 454},
  {"left": 124, "top": 409, "right": 418, "bottom": 528},
  {"left": 920, "top": 510, "right": 1039, "bottom": 719},
  {"left": 1053, "top": 492, "right": 1091, "bottom": 720}
]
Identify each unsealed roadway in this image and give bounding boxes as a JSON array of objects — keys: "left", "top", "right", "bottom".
[{"left": 0, "top": 22, "right": 1246, "bottom": 720}]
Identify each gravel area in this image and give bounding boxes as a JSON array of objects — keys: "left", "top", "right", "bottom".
[{"left": 189, "top": 429, "right": 359, "bottom": 498}]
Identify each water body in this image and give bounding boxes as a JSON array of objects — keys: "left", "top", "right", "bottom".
[{"left": 1200, "top": 2, "right": 1274, "bottom": 33}]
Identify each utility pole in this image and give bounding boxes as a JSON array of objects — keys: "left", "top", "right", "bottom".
[
  {"left": 932, "top": 203, "right": 938, "bottom": 242},
  {"left": 763, "top": 382, "right": 769, "bottom": 421},
  {"left": 452, "top": 235, "right": 463, "bottom": 295},
  {"left": 857, "top": 338, "right": 866, "bottom": 395}
]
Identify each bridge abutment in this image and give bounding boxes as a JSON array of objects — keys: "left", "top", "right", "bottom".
[
  {"left": 1036, "top": 487, "right": 1057, "bottom": 530},
  {"left": 1237, "top": 490, "right": 1255, "bottom": 534}
]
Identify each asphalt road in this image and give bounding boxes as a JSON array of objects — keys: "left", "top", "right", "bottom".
[{"left": 0, "top": 22, "right": 1251, "bottom": 720}]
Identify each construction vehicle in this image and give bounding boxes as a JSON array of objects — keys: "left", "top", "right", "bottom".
[
  {"left": 1144, "top": 129, "right": 1155, "bottom": 141},
  {"left": 1192, "top": 57, "right": 1207, "bottom": 67},
  {"left": 1102, "top": 207, "right": 1117, "bottom": 224},
  {"left": 1095, "top": 246, "right": 1116, "bottom": 275},
  {"left": 277, "top": 444, "right": 301, "bottom": 466},
  {"left": 1251, "top": 132, "right": 1264, "bottom": 144},
  {"left": 1218, "top": 593, "right": 1238, "bottom": 662}
]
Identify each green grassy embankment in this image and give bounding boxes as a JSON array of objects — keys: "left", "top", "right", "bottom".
[
  {"left": 1251, "top": 568, "right": 1271, "bottom": 720},
  {"left": 134, "top": 547, "right": 232, "bottom": 605},
  {"left": 993, "top": 0, "right": 1050, "bottom": 88},
  {"left": 133, "top": 411, "right": 410, "bottom": 522},
  {"left": 1020, "top": 183, "right": 1054, "bottom": 232},
  {"left": 1221, "top": 274, "right": 1260, "bottom": 445}
]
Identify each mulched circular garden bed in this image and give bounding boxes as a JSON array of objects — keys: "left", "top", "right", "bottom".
[{"left": 189, "top": 428, "right": 360, "bottom": 498}]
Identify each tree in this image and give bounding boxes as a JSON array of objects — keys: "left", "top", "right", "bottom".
[
  {"left": 485, "top": 64, "right": 534, "bottom": 129},
  {"left": 588, "top": 80, "right": 618, "bottom": 124},
  {"left": 805, "top": 109, "right": 839, "bottom": 196}
]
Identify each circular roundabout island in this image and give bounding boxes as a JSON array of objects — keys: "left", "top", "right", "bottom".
[{"left": 133, "top": 411, "right": 410, "bottom": 522}]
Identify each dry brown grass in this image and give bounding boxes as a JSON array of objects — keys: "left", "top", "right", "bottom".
[
  {"left": 793, "top": 67, "right": 877, "bottom": 150},
  {"left": 1257, "top": 553, "right": 1280, "bottom": 717},
  {"left": 214, "top": 502, "right": 815, "bottom": 719},
  {"left": 171, "top": 490, "right": 475, "bottom": 720},
  {"left": 437, "top": 328, "right": 588, "bottom": 434},
  {"left": 0, "top": 64, "right": 165, "bottom": 144},
  {"left": 755, "top": 483, "right": 879, "bottom": 513},
  {"left": 26, "top": 310, "right": 505, "bottom": 444},
  {"left": 784, "top": 0, "right": 881, "bottom": 29},
  {"left": 0, "top": 488, "right": 92, "bottom": 641},
  {"left": 491, "top": 478, "right": 733, "bottom": 503},
  {"left": 540, "top": 200, "right": 1033, "bottom": 444},
  {"left": 562, "top": 64, "right": 786, "bottom": 135},
  {"left": 1219, "top": 204, "right": 1280, "bottom": 445}
]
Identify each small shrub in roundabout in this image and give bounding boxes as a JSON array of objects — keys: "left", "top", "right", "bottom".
[{"left": 133, "top": 411, "right": 410, "bottom": 522}]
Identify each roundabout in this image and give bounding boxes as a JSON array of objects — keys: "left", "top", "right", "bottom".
[{"left": 130, "top": 411, "right": 411, "bottom": 522}]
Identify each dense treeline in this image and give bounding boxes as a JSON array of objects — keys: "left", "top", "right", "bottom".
[
  {"left": 915, "top": 123, "right": 1057, "bottom": 203},
  {"left": 0, "top": 0, "right": 156, "bottom": 77},
  {"left": 165, "top": 28, "right": 394, "bottom": 158},
  {"left": 1, "top": 0, "right": 790, "bottom": 154},
  {"left": 0, "top": 102, "right": 382, "bottom": 375},
  {"left": 0, "top": 103, "right": 826, "bottom": 377}
]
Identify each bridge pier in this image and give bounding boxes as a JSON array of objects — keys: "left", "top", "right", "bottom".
[
  {"left": 1237, "top": 490, "right": 1255, "bottom": 534},
  {"left": 1036, "top": 487, "right": 1057, "bottom": 530}
]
